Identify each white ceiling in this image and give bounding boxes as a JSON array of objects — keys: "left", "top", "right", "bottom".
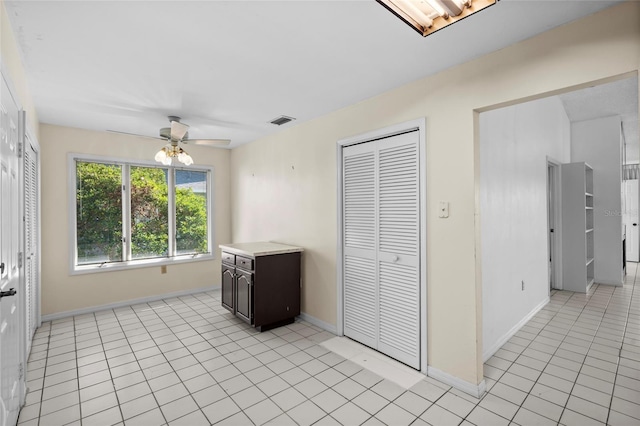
[
  {"left": 5, "top": 0, "right": 624, "bottom": 148},
  {"left": 559, "top": 77, "right": 639, "bottom": 163}
]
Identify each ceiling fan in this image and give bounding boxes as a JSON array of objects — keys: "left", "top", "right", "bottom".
[
  {"left": 110, "top": 115, "right": 231, "bottom": 147},
  {"left": 110, "top": 116, "right": 231, "bottom": 166}
]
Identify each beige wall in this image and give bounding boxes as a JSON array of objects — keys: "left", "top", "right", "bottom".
[
  {"left": 1, "top": 0, "right": 39, "bottom": 136},
  {"left": 40, "top": 124, "right": 231, "bottom": 316},
  {"left": 230, "top": 3, "right": 640, "bottom": 385}
]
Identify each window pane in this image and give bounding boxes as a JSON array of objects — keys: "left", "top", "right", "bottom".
[
  {"left": 76, "top": 162, "right": 123, "bottom": 265},
  {"left": 131, "top": 166, "right": 169, "bottom": 259},
  {"left": 175, "top": 170, "right": 208, "bottom": 255}
]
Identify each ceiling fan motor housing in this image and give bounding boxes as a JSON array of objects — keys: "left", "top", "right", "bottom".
[{"left": 160, "top": 127, "right": 189, "bottom": 142}]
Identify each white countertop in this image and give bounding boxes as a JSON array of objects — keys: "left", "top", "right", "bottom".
[{"left": 219, "top": 242, "right": 304, "bottom": 257}]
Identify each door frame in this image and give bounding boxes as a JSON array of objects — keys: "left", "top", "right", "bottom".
[
  {"left": 546, "top": 157, "right": 563, "bottom": 291},
  {"left": 336, "top": 118, "right": 427, "bottom": 373}
]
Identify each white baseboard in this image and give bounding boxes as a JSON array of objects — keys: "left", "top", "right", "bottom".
[
  {"left": 482, "top": 296, "right": 550, "bottom": 362},
  {"left": 298, "top": 312, "right": 338, "bottom": 334},
  {"left": 41, "top": 285, "right": 220, "bottom": 322},
  {"left": 595, "top": 279, "right": 623, "bottom": 286},
  {"left": 428, "top": 366, "right": 486, "bottom": 399}
]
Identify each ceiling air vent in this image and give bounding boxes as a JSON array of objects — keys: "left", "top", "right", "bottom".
[{"left": 270, "top": 116, "right": 295, "bottom": 126}]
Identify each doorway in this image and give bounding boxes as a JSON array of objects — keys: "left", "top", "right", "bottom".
[
  {"left": 547, "top": 159, "right": 562, "bottom": 290},
  {"left": 624, "top": 178, "right": 639, "bottom": 262}
]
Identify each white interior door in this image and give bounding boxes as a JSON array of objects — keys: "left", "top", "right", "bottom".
[
  {"left": 547, "top": 161, "right": 562, "bottom": 290},
  {"left": 0, "top": 74, "right": 22, "bottom": 426},
  {"left": 343, "top": 131, "right": 420, "bottom": 369},
  {"left": 625, "top": 180, "right": 639, "bottom": 262},
  {"left": 547, "top": 164, "right": 555, "bottom": 288}
]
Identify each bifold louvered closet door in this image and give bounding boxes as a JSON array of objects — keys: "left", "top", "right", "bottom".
[
  {"left": 343, "top": 130, "right": 420, "bottom": 369},
  {"left": 24, "top": 142, "right": 38, "bottom": 352}
]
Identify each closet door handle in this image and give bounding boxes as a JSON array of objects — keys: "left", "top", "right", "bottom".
[{"left": 0, "top": 288, "right": 16, "bottom": 299}]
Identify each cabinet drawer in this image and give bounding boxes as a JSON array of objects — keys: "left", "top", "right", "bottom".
[
  {"left": 235, "top": 256, "right": 254, "bottom": 270},
  {"left": 221, "top": 252, "right": 235, "bottom": 265}
]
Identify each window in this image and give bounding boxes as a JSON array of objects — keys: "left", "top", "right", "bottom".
[{"left": 71, "top": 155, "right": 213, "bottom": 273}]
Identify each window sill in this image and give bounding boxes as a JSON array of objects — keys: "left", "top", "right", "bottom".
[{"left": 70, "top": 253, "right": 215, "bottom": 276}]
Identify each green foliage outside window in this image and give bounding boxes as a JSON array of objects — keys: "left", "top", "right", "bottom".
[
  {"left": 131, "top": 166, "right": 169, "bottom": 259},
  {"left": 76, "top": 161, "right": 209, "bottom": 266},
  {"left": 176, "top": 170, "right": 208, "bottom": 254},
  {"left": 76, "top": 162, "right": 123, "bottom": 264}
]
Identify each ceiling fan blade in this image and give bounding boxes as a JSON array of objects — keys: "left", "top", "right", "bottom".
[
  {"left": 171, "top": 120, "right": 190, "bottom": 141},
  {"left": 183, "top": 139, "right": 231, "bottom": 147},
  {"left": 107, "top": 130, "right": 165, "bottom": 141}
]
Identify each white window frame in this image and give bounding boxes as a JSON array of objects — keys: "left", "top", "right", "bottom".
[{"left": 68, "top": 153, "right": 215, "bottom": 275}]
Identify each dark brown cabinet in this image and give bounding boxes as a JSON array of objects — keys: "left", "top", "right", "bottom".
[{"left": 220, "top": 242, "right": 302, "bottom": 331}]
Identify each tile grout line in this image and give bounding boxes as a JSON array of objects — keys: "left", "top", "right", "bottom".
[
  {"left": 502, "top": 291, "right": 578, "bottom": 424},
  {"left": 476, "top": 288, "right": 576, "bottom": 424},
  {"left": 35, "top": 321, "right": 53, "bottom": 426},
  {"left": 129, "top": 294, "right": 310, "bottom": 425},
  {"left": 484, "top": 285, "right": 608, "bottom": 424},
  {"left": 605, "top": 262, "right": 638, "bottom": 425},
  {"left": 74, "top": 314, "right": 82, "bottom": 426},
  {"left": 557, "top": 285, "right": 616, "bottom": 425},
  {"left": 126, "top": 299, "right": 191, "bottom": 425},
  {"left": 113, "top": 303, "right": 169, "bottom": 425}
]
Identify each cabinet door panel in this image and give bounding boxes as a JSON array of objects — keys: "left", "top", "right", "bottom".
[
  {"left": 236, "top": 270, "right": 253, "bottom": 323},
  {"left": 222, "top": 264, "right": 235, "bottom": 313}
]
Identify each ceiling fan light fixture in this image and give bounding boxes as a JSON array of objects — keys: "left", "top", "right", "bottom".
[
  {"left": 178, "top": 149, "right": 194, "bottom": 166},
  {"left": 155, "top": 143, "right": 193, "bottom": 166},
  {"left": 154, "top": 147, "right": 168, "bottom": 163}
]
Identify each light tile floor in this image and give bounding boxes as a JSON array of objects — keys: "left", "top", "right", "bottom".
[{"left": 18, "top": 263, "right": 640, "bottom": 425}]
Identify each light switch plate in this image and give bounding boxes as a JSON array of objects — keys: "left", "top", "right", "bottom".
[{"left": 439, "top": 201, "right": 449, "bottom": 218}]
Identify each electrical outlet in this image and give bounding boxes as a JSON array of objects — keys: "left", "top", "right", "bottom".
[
  {"left": 521, "top": 280, "right": 525, "bottom": 291},
  {"left": 161, "top": 265, "right": 167, "bottom": 274}
]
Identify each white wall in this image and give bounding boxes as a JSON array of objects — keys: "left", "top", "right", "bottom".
[
  {"left": 480, "top": 96, "right": 570, "bottom": 360},
  {"left": 571, "top": 116, "right": 623, "bottom": 285}
]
